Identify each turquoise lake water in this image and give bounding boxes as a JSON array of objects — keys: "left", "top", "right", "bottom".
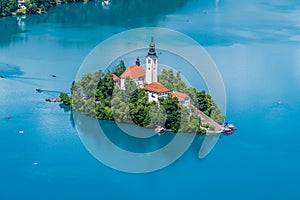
[{"left": 1, "top": 0, "right": 300, "bottom": 199}]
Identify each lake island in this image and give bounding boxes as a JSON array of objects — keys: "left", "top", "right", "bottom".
[{"left": 60, "top": 36, "right": 236, "bottom": 135}]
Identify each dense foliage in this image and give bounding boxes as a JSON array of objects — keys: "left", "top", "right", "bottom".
[
  {"left": 1, "top": 0, "right": 195, "bottom": 19},
  {"left": 0, "top": 0, "right": 17, "bottom": 17},
  {"left": 159, "top": 69, "right": 224, "bottom": 124},
  {"left": 111, "top": 60, "right": 126, "bottom": 77},
  {"left": 0, "top": 0, "right": 91, "bottom": 17},
  {"left": 61, "top": 61, "right": 225, "bottom": 134},
  {"left": 59, "top": 92, "right": 71, "bottom": 105}
]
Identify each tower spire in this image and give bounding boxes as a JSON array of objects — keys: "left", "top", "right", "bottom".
[
  {"left": 136, "top": 57, "right": 140, "bottom": 66},
  {"left": 148, "top": 34, "right": 156, "bottom": 58}
]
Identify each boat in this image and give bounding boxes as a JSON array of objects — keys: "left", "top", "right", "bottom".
[
  {"left": 36, "top": 88, "right": 42, "bottom": 92},
  {"left": 7, "top": 115, "right": 12, "bottom": 119},
  {"left": 155, "top": 127, "right": 165, "bottom": 133},
  {"left": 51, "top": 74, "right": 56, "bottom": 77},
  {"left": 19, "top": 130, "right": 24, "bottom": 134},
  {"left": 222, "top": 128, "right": 234, "bottom": 134},
  {"left": 45, "top": 97, "right": 62, "bottom": 103},
  {"left": 102, "top": 0, "right": 111, "bottom": 7},
  {"left": 0, "top": 75, "right": 4, "bottom": 78},
  {"left": 222, "top": 122, "right": 237, "bottom": 135}
]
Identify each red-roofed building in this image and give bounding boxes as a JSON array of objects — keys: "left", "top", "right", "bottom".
[
  {"left": 112, "top": 74, "right": 120, "bottom": 81},
  {"left": 144, "top": 82, "right": 169, "bottom": 102},
  {"left": 172, "top": 91, "right": 191, "bottom": 106},
  {"left": 120, "top": 58, "right": 145, "bottom": 90},
  {"left": 112, "top": 74, "right": 121, "bottom": 88}
]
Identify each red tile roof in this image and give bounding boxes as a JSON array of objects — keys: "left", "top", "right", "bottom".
[
  {"left": 144, "top": 82, "right": 169, "bottom": 93},
  {"left": 112, "top": 74, "right": 120, "bottom": 81},
  {"left": 120, "top": 65, "right": 145, "bottom": 79},
  {"left": 172, "top": 91, "right": 189, "bottom": 102}
]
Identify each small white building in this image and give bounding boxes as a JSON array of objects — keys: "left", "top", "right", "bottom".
[
  {"left": 144, "top": 82, "right": 169, "bottom": 102},
  {"left": 171, "top": 91, "right": 191, "bottom": 107},
  {"left": 112, "top": 74, "right": 121, "bottom": 88},
  {"left": 18, "top": 0, "right": 26, "bottom": 9}
]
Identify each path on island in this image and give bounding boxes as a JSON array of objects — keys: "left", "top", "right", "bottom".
[{"left": 192, "top": 105, "right": 224, "bottom": 133}]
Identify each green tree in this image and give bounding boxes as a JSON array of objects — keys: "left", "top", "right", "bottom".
[
  {"left": 9, "top": 0, "right": 17, "bottom": 12},
  {"left": 59, "top": 93, "right": 71, "bottom": 105},
  {"left": 177, "top": 107, "right": 200, "bottom": 133},
  {"left": 80, "top": 98, "right": 95, "bottom": 117},
  {"left": 160, "top": 95, "right": 181, "bottom": 132},
  {"left": 196, "top": 90, "right": 209, "bottom": 113},
  {"left": 124, "top": 77, "right": 137, "bottom": 100},
  {"left": 111, "top": 60, "right": 126, "bottom": 77},
  {"left": 39, "top": 4, "right": 46, "bottom": 13},
  {"left": 73, "top": 70, "right": 101, "bottom": 101},
  {"left": 209, "top": 102, "right": 225, "bottom": 125},
  {"left": 148, "top": 103, "right": 166, "bottom": 128},
  {"left": 111, "top": 89, "right": 131, "bottom": 123},
  {"left": 173, "top": 71, "right": 187, "bottom": 92},
  {"left": 0, "top": 0, "right": 17, "bottom": 16},
  {"left": 159, "top": 69, "right": 187, "bottom": 93},
  {"left": 183, "top": 87, "right": 198, "bottom": 106},
  {"left": 128, "top": 89, "right": 151, "bottom": 127},
  {"left": 159, "top": 69, "right": 175, "bottom": 91},
  {"left": 71, "top": 80, "right": 84, "bottom": 111},
  {"left": 26, "top": 0, "right": 38, "bottom": 14}
]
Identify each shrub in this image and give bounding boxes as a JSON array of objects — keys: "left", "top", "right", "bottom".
[{"left": 15, "top": 9, "right": 26, "bottom": 15}]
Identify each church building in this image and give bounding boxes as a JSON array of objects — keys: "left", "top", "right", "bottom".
[
  {"left": 118, "top": 36, "right": 158, "bottom": 90},
  {"left": 115, "top": 36, "right": 190, "bottom": 106},
  {"left": 119, "top": 57, "right": 145, "bottom": 90}
]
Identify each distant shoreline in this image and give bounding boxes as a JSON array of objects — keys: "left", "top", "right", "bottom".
[{"left": 0, "top": 0, "right": 95, "bottom": 18}]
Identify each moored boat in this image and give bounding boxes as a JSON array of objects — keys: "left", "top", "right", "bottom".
[
  {"left": 222, "top": 122, "right": 237, "bottom": 135},
  {"left": 45, "top": 97, "right": 62, "bottom": 103},
  {"left": 155, "top": 127, "right": 165, "bottom": 133}
]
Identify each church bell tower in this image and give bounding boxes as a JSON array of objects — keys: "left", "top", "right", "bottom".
[{"left": 145, "top": 36, "right": 158, "bottom": 84}]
